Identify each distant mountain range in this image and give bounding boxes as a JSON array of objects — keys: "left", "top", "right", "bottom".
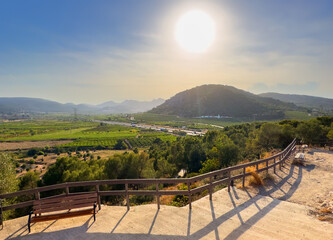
[
  {"left": 259, "top": 92, "right": 333, "bottom": 110},
  {"left": 149, "top": 85, "right": 300, "bottom": 120},
  {"left": 1, "top": 85, "right": 332, "bottom": 119},
  {"left": 0, "top": 97, "right": 165, "bottom": 114}
]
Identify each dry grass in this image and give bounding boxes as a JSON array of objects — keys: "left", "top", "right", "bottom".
[
  {"left": 311, "top": 207, "right": 333, "bottom": 223},
  {"left": 246, "top": 166, "right": 264, "bottom": 186},
  {"left": 319, "top": 207, "right": 332, "bottom": 214},
  {"left": 317, "top": 215, "right": 333, "bottom": 223}
]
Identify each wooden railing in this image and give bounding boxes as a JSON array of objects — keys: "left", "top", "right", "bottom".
[{"left": 0, "top": 139, "right": 296, "bottom": 218}]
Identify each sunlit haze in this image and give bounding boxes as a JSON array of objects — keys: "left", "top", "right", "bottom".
[
  {"left": 0, "top": 1, "right": 332, "bottom": 104},
  {"left": 175, "top": 10, "right": 216, "bottom": 53}
]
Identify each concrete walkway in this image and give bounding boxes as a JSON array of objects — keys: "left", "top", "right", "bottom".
[{"left": 1, "top": 154, "right": 333, "bottom": 239}]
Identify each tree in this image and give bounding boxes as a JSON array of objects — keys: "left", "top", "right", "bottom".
[
  {"left": 199, "top": 158, "right": 220, "bottom": 174},
  {"left": 187, "top": 143, "right": 206, "bottom": 173},
  {"left": 19, "top": 172, "right": 40, "bottom": 190},
  {"left": 297, "top": 119, "right": 327, "bottom": 145},
  {"left": 114, "top": 139, "right": 127, "bottom": 150},
  {"left": 327, "top": 123, "right": 333, "bottom": 140},
  {"left": 218, "top": 143, "right": 240, "bottom": 167},
  {"left": 0, "top": 153, "right": 17, "bottom": 194},
  {"left": 0, "top": 153, "right": 18, "bottom": 220},
  {"left": 256, "top": 123, "right": 282, "bottom": 150}
]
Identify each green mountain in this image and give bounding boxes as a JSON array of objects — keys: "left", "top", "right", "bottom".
[
  {"left": 259, "top": 93, "right": 333, "bottom": 111},
  {"left": 149, "top": 85, "right": 298, "bottom": 120}
]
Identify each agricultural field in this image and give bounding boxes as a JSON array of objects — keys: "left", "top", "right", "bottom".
[
  {"left": 284, "top": 111, "right": 313, "bottom": 120},
  {"left": 104, "top": 113, "right": 241, "bottom": 129},
  {"left": 0, "top": 120, "right": 177, "bottom": 150}
]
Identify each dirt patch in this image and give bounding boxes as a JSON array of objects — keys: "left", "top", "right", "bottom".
[{"left": 0, "top": 140, "right": 73, "bottom": 150}]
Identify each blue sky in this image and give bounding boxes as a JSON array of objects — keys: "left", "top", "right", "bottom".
[{"left": 0, "top": 0, "right": 332, "bottom": 104}]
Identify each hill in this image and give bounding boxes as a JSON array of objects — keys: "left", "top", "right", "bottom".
[
  {"left": 98, "top": 99, "right": 165, "bottom": 114},
  {"left": 149, "top": 85, "right": 298, "bottom": 120},
  {"left": 0, "top": 98, "right": 73, "bottom": 114},
  {"left": 259, "top": 92, "right": 333, "bottom": 110},
  {"left": 0, "top": 98, "right": 164, "bottom": 115}
]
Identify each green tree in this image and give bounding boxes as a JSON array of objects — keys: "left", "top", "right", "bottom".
[
  {"left": 218, "top": 143, "right": 240, "bottom": 167},
  {"left": 327, "top": 123, "right": 333, "bottom": 140},
  {"left": 297, "top": 119, "right": 328, "bottom": 145},
  {"left": 0, "top": 153, "right": 17, "bottom": 194},
  {"left": 256, "top": 123, "right": 282, "bottom": 150},
  {"left": 114, "top": 139, "right": 127, "bottom": 150},
  {"left": 0, "top": 153, "right": 18, "bottom": 220},
  {"left": 19, "top": 172, "right": 40, "bottom": 190},
  {"left": 199, "top": 158, "right": 220, "bottom": 174}
]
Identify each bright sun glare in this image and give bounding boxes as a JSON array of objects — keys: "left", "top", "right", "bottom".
[{"left": 175, "top": 10, "right": 216, "bottom": 53}]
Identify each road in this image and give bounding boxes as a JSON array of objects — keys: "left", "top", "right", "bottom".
[{"left": 92, "top": 120, "right": 206, "bottom": 136}]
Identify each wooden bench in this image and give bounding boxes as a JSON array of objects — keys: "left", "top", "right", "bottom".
[{"left": 28, "top": 192, "right": 97, "bottom": 233}]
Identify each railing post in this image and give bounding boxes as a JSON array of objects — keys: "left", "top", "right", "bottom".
[
  {"left": 187, "top": 181, "right": 192, "bottom": 209},
  {"left": 242, "top": 167, "right": 245, "bottom": 188},
  {"left": 209, "top": 176, "right": 213, "bottom": 201},
  {"left": 279, "top": 155, "right": 282, "bottom": 170},
  {"left": 266, "top": 159, "right": 269, "bottom": 174},
  {"left": 96, "top": 185, "right": 101, "bottom": 211},
  {"left": 35, "top": 191, "right": 40, "bottom": 216},
  {"left": 156, "top": 182, "right": 160, "bottom": 209},
  {"left": 65, "top": 185, "right": 69, "bottom": 196},
  {"left": 256, "top": 163, "right": 259, "bottom": 171},
  {"left": 227, "top": 169, "right": 231, "bottom": 192},
  {"left": 35, "top": 191, "right": 40, "bottom": 201},
  {"left": 125, "top": 183, "right": 130, "bottom": 211},
  {"left": 273, "top": 157, "right": 276, "bottom": 174}
]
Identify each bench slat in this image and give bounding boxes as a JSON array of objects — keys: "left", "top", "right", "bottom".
[
  {"left": 34, "top": 199, "right": 96, "bottom": 211},
  {"left": 34, "top": 202, "right": 95, "bottom": 214},
  {"left": 35, "top": 196, "right": 96, "bottom": 207},
  {"left": 34, "top": 201, "right": 95, "bottom": 213},
  {"left": 34, "top": 193, "right": 97, "bottom": 205},
  {"left": 34, "top": 196, "right": 96, "bottom": 209}
]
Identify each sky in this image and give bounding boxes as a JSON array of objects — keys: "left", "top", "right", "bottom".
[{"left": 0, "top": 0, "right": 332, "bottom": 104}]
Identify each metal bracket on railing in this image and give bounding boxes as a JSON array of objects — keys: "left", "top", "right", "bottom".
[{"left": 0, "top": 198, "right": 3, "bottom": 230}]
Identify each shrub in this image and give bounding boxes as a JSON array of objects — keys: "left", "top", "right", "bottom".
[
  {"left": 130, "top": 195, "right": 154, "bottom": 205},
  {"left": 246, "top": 166, "right": 264, "bottom": 186}
]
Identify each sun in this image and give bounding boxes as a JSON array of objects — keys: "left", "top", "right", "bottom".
[{"left": 175, "top": 10, "right": 216, "bottom": 53}]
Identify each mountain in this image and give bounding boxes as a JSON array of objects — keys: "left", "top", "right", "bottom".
[
  {"left": 149, "top": 85, "right": 298, "bottom": 120},
  {"left": 98, "top": 99, "right": 165, "bottom": 113},
  {"left": 0, "top": 98, "right": 165, "bottom": 114},
  {"left": 0, "top": 97, "right": 74, "bottom": 113},
  {"left": 259, "top": 93, "right": 333, "bottom": 110}
]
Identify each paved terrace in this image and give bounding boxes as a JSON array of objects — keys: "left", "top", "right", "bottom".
[{"left": 1, "top": 153, "right": 333, "bottom": 240}]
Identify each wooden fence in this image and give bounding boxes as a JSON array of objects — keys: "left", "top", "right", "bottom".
[{"left": 0, "top": 139, "right": 296, "bottom": 221}]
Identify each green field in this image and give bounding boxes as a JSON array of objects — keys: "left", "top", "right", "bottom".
[
  {"left": 284, "top": 111, "right": 313, "bottom": 120},
  {"left": 0, "top": 120, "right": 177, "bottom": 149}
]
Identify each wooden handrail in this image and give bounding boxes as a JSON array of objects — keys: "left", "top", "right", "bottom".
[{"left": 0, "top": 139, "right": 296, "bottom": 213}]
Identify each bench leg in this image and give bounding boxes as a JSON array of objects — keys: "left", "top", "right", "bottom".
[
  {"left": 28, "top": 211, "right": 32, "bottom": 233},
  {"left": 93, "top": 203, "right": 96, "bottom": 222}
]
